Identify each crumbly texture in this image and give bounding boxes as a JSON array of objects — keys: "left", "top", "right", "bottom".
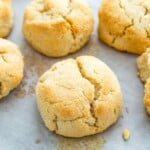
[
  {"left": 0, "top": 38, "right": 24, "bottom": 99},
  {"left": 36, "top": 56, "right": 122, "bottom": 137},
  {"left": 22, "top": 0, "right": 94, "bottom": 57},
  {"left": 137, "top": 48, "right": 150, "bottom": 82},
  {"left": 122, "top": 128, "right": 130, "bottom": 141},
  {"left": 0, "top": 0, "right": 13, "bottom": 37},
  {"left": 144, "top": 78, "right": 150, "bottom": 115},
  {"left": 98, "top": 0, "right": 150, "bottom": 54}
]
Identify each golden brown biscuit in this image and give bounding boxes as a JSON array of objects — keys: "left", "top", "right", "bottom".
[
  {"left": 137, "top": 48, "right": 150, "bottom": 82},
  {"left": 0, "top": 0, "right": 13, "bottom": 37},
  {"left": 0, "top": 38, "right": 24, "bottom": 99},
  {"left": 36, "top": 56, "right": 122, "bottom": 137},
  {"left": 144, "top": 78, "right": 150, "bottom": 115},
  {"left": 98, "top": 0, "right": 150, "bottom": 54},
  {"left": 137, "top": 48, "right": 150, "bottom": 115},
  {"left": 22, "top": 0, "right": 94, "bottom": 57}
]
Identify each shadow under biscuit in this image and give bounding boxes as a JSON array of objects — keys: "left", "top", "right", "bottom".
[{"left": 57, "top": 135, "right": 105, "bottom": 150}]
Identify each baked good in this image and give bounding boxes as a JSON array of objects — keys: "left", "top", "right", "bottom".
[
  {"left": 137, "top": 48, "right": 150, "bottom": 115},
  {"left": 22, "top": 0, "right": 94, "bottom": 57},
  {"left": 137, "top": 48, "right": 150, "bottom": 82},
  {"left": 36, "top": 56, "right": 122, "bottom": 137},
  {"left": 0, "top": 0, "right": 13, "bottom": 37},
  {"left": 98, "top": 0, "right": 150, "bottom": 54},
  {"left": 0, "top": 38, "right": 24, "bottom": 99},
  {"left": 144, "top": 78, "right": 150, "bottom": 115}
]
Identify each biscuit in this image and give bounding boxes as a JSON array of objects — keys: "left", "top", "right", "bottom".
[
  {"left": 137, "top": 48, "right": 150, "bottom": 82},
  {"left": 0, "top": 0, "right": 13, "bottom": 37},
  {"left": 137, "top": 48, "right": 150, "bottom": 115},
  {"left": 98, "top": 0, "right": 150, "bottom": 54},
  {"left": 36, "top": 56, "right": 123, "bottom": 137},
  {"left": 144, "top": 78, "right": 150, "bottom": 115},
  {"left": 22, "top": 0, "right": 94, "bottom": 57},
  {"left": 0, "top": 38, "right": 24, "bottom": 99}
]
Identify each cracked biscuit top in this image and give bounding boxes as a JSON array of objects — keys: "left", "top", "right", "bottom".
[
  {"left": 22, "top": 0, "right": 93, "bottom": 57},
  {"left": 0, "top": 38, "right": 24, "bottom": 99},
  {"left": 0, "top": 0, "right": 13, "bottom": 37},
  {"left": 99, "top": 0, "right": 150, "bottom": 54},
  {"left": 36, "top": 56, "right": 122, "bottom": 137}
]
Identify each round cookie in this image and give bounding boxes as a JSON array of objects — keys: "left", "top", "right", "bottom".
[
  {"left": 36, "top": 56, "right": 122, "bottom": 137},
  {"left": 0, "top": 0, "right": 13, "bottom": 38},
  {"left": 0, "top": 38, "right": 24, "bottom": 99},
  {"left": 144, "top": 78, "right": 150, "bottom": 115},
  {"left": 137, "top": 48, "right": 150, "bottom": 82},
  {"left": 98, "top": 0, "right": 150, "bottom": 54},
  {"left": 22, "top": 0, "right": 94, "bottom": 57}
]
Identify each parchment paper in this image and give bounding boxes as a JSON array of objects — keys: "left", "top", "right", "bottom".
[{"left": 0, "top": 0, "right": 149, "bottom": 149}]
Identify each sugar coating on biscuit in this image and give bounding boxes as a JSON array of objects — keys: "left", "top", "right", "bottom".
[
  {"left": 99, "top": 0, "right": 150, "bottom": 54},
  {"left": 0, "top": 0, "right": 13, "bottom": 37},
  {"left": 22, "top": 0, "right": 94, "bottom": 57},
  {"left": 137, "top": 48, "right": 150, "bottom": 82},
  {"left": 36, "top": 56, "right": 122, "bottom": 137},
  {"left": 144, "top": 78, "right": 150, "bottom": 115},
  {"left": 0, "top": 38, "right": 24, "bottom": 99}
]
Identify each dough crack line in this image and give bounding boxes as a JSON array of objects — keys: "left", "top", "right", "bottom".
[
  {"left": 118, "top": 0, "right": 150, "bottom": 40},
  {"left": 76, "top": 61, "right": 99, "bottom": 128}
]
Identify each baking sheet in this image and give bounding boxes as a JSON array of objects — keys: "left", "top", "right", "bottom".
[{"left": 0, "top": 0, "right": 149, "bottom": 149}]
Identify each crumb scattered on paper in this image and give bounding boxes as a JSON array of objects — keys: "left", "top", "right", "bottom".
[
  {"left": 13, "top": 72, "right": 35, "bottom": 99},
  {"left": 125, "top": 107, "right": 129, "bottom": 114},
  {"left": 13, "top": 78, "right": 27, "bottom": 98},
  {"left": 35, "top": 139, "right": 41, "bottom": 144},
  {"left": 23, "top": 48, "right": 50, "bottom": 77},
  {"left": 13, "top": 43, "right": 51, "bottom": 99},
  {"left": 121, "top": 114, "right": 124, "bottom": 118},
  {"left": 122, "top": 128, "right": 130, "bottom": 141}
]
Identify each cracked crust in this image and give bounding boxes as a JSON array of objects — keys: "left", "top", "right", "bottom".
[
  {"left": 0, "top": 38, "right": 24, "bottom": 99},
  {"left": 36, "top": 56, "right": 123, "bottom": 137},
  {"left": 137, "top": 48, "right": 150, "bottom": 82},
  {"left": 22, "top": 0, "right": 94, "bottom": 57},
  {"left": 0, "top": 0, "right": 13, "bottom": 38},
  {"left": 144, "top": 78, "right": 150, "bottom": 115},
  {"left": 98, "top": 0, "right": 150, "bottom": 54}
]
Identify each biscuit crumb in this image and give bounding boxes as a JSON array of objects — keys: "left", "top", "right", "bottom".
[
  {"left": 122, "top": 128, "right": 130, "bottom": 141},
  {"left": 125, "top": 107, "right": 129, "bottom": 114},
  {"left": 35, "top": 139, "right": 41, "bottom": 144}
]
